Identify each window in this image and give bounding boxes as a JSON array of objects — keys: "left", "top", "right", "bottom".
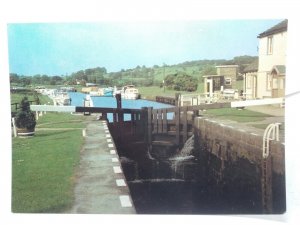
[
  {"left": 225, "top": 78, "right": 231, "bottom": 85},
  {"left": 267, "top": 36, "right": 273, "bottom": 55}
]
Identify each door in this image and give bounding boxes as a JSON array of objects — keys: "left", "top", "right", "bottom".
[{"left": 206, "top": 79, "right": 213, "bottom": 97}]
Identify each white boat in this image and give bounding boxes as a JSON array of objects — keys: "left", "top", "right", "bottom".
[
  {"left": 53, "top": 92, "right": 71, "bottom": 106},
  {"left": 90, "top": 87, "right": 114, "bottom": 97},
  {"left": 120, "top": 85, "right": 140, "bottom": 100}
]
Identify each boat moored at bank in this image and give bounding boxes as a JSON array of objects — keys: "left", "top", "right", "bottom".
[{"left": 120, "top": 85, "right": 140, "bottom": 100}]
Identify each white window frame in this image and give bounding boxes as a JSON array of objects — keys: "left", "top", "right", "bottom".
[
  {"left": 267, "top": 36, "right": 273, "bottom": 55},
  {"left": 225, "top": 78, "right": 232, "bottom": 85}
]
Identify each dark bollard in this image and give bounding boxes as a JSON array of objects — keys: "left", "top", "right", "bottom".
[
  {"left": 115, "top": 93, "right": 123, "bottom": 122},
  {"left": 116, "top": 93, "right": 122, "bottom": 109}
]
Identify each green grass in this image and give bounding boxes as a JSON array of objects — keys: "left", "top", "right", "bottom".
[
  {"left": 10, "top": 93, "right": 51, "bottom": 105},
  {"left": 10, "top": 92, "right": 52, "bottom": 113},
  {"left": 36, "top": 113, "right": 86, "bottom": 129},
  {"left": 139, "top": 86, "right": 203, "bottom": 100},
  {"left": 251, "top": 122, "right": 285, "bottom": 130},
  {"left": 203, "top": 108, "right": 272, "bottom": 123},
  {"left": 12, "top": 113, "right": 85, "bottom": 213}
]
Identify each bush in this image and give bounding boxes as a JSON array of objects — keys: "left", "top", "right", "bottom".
[
  {"left": 15, "top": 97, "right": 36, "bottom": 131},
  {"left": 164, "top": 73, "right": 198, "bottom": 92}
]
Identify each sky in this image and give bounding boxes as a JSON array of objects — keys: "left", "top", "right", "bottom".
[{"left": 7, "top": 19, "right": 282, "bottom": 76}]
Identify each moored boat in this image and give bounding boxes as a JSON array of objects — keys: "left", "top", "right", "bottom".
[
  {"left": 120, "top": 85, "right": 140, "bottom": 99},
  {"left": 90, "top": 87, "right": 114, "bottom": 97},
  {"left": 53, "top": 92, "right": 71, "bottom": 105}
]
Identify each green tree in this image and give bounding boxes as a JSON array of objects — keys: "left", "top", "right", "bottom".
[
  {"left": 201, "top": 65, "right": 217, "bottom": 75},
  {"left": 164, "top": 73, "right": 198, "bottom": 92},
  {"left": 10, "top": 73, "right": 19, "bottom": 84},
  {"left": 41, "top": 75, "right": 51, "bottom": 84},
  {"left": 19, "top": 76, "right": 31, "bottom": 86}
]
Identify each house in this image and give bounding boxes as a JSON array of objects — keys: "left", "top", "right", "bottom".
[
  {"left": 203, "top": 65, "right": 239, "bottom": 97},
  {"left": 243, "top": 59, "right": 258, "bottom": 99},
  {"left": 244, "top": 19, "right": 287, "bottom": 99}
]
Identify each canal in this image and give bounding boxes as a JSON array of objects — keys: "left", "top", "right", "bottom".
[
  {"left": 69, "top": 92, "right": 173, "bottom": 109},
  {"left": 68, "top": 92, "right": 174, "bottom": 121}
]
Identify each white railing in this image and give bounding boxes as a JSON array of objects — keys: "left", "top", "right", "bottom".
[{"left": 262, "top": 123, "right": 281, "bottom": 159}]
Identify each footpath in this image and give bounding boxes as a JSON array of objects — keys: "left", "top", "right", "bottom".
[
  {"left": 68, "top": 118, "right": 135, "bottom": 214},
  {"left": 203, "top": 105, "right": 285, "bottom": 142}
]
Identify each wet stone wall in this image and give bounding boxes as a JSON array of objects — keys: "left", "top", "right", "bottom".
[
  {"left": 110, "top": 117, "right": 285, "bottom": 214},
  {"left": 193, "top": 117, "right": 286, "bottom": 214}
]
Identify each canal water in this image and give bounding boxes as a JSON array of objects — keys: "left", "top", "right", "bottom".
[{"left": 68, "top": 92, "right": 173, "bottom": 122}]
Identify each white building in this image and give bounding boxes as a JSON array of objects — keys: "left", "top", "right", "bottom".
[{"left": 244, "top": 20, "right": 287, "bottom": 99}]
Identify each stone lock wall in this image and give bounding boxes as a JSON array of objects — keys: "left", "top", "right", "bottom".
[
  {"left": 193, "top": 117, "right": 286, "bottom": 213},
  {"left": 194, "top": 117, "right": 284, "bottom": 172}
]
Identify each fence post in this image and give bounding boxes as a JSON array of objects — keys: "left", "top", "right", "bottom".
[
  {"left": 182, "top": 106, "right": 188, "bottom": 143},
  {"left": 175, "top": 107, "right": 180, "bottom": 145},
  {"left": 141, "top": 107, "right": 148, "bottom": 141},
  {"left": 12, "top": 117, "right": 17, "bottom": 137},
  {"left": 147, "top": 107, "right": 153, "bottom": 148}
]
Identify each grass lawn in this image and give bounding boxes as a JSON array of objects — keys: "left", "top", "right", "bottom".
[
  {"left": 138, "top": 80, "right": 242, "bottom": 100},
  {"left": 138, "top": 86, "right": 201, "bottom": 100},
  {"left": 12, "top": 112, "right": 86, "bottom": 213},
  {"left": 36, "top": 113, "right": 86, "bottom": 129},
  {"left": 203, "top": 108, "right": 272, "bottom": 123},
  {"left": 11, "top": 92, "right": 52, "bottom": 114}
]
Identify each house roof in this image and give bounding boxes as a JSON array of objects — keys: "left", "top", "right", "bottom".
[
  {"left": 257, "top": 19, "right": 288, "bottom": 38},
  {"left": 202, "top": 74, "right": 220, "bottom": 78},
  {"left": 271, "top": 65, "right": 286, "bottom": 75},
  {"left": 243, "top": 59, "right": 258, "bottom": 73}
]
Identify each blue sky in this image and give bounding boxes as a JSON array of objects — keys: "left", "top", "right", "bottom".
[{"left": 7, "top": 20, "right": 282, "bottom": 76}]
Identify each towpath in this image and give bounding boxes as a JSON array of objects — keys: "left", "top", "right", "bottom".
[
  {"left": 202, "top": 105, "right": 285, "bottom": 142},
  {"left": 68, "top": 118, "right": 135, "bottom": 214}
]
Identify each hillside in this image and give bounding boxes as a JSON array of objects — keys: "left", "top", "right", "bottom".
[
  {"left": 101, "top": 55, "right": 257, "bottom": 87},
  {"left": 10, "top": 55, "right": 257, "bottom": 91}
]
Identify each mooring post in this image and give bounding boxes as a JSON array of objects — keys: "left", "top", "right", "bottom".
[{"left": 115, "top": 93, "right": 123, "bottom": 122}]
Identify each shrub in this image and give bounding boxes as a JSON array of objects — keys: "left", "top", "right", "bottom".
[
  {"left": 15, "top": 97, "right": 36, "bottom": 131},
  {"left": 164, "top": 73, "right": 198, "bottom": 92}
]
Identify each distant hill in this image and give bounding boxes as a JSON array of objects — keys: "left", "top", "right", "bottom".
[
  {"left": 10, "top": 55, "right": 257, "bottom": 88},
  {"left": 100, "top": 55, "right": 258, "bottom": 87}
]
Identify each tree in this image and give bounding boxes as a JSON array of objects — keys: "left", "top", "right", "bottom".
[
  {"left": 41, "top": 75, "right": 51, "bottom": 84},
  {"left": 164, "top": 72, "right": 198, "bottom": 92},
  {"left": 10, "top": 73, "right": 19, "bottom": 83},
  {"left": 201, "top": 65, "right": 217, "bottom": 75},
  {"left": 32, "top": 74, "right": 42, "bottom": 84},
  {"left": 19, "top": 76, "right": 31, "bottom": 86}
]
